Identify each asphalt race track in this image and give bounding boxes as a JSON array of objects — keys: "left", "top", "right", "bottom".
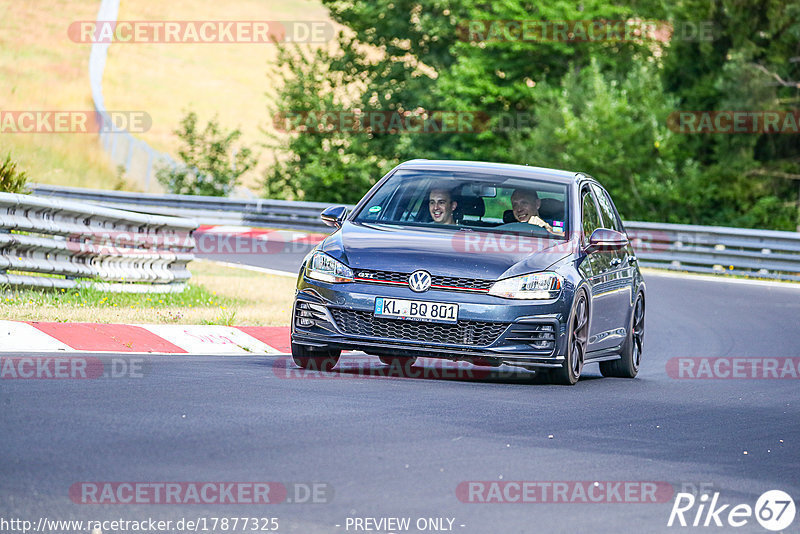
[{"left": 3, "top": 235, "right": 800, "bottom": 533}]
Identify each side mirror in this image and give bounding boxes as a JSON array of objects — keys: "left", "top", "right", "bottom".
[
  {"left": 320, "top": 205, "right": 347, "bottom": 228},
  {"left": 585, "top": 228, "right": 628, "bottom": 254}
]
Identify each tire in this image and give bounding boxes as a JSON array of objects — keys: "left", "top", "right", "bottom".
[
  {"left": 378, "top": 355, "right": 418, "bottom": 369},
  {"left": 550, "top": 289, "right": 589, "bottom": 385},
  {"left": 600, "top": 293, "right": 644, "bottom": 378},
  {"left": 291, "top": 342, "right": 341, "bottom": 371}
]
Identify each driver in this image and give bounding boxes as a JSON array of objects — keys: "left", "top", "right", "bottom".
[
  {"left": 511, "top": 189, "right": 562, "bottom": 235},
  {"left": 428, "top": 187, "right": 458, "bottom": 225}
]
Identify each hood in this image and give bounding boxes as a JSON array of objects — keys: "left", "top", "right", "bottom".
[{"left": 319, "top": 222, "right": 576, "bottom": 280}]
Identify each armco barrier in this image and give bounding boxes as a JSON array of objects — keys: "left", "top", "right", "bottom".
[
  {"left": 30, "top": 184, "right": 800, "bottom": 282},
  {"left": 626, "top": 222, "right": 800, "bottom": 282},
  {"left": 0, "top": 193, "right": 198, "bottom": 292},
  {"left": 32, "top": 184, "right": 337, "bottom": 232}
]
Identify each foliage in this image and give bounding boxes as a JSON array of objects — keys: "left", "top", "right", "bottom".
[
  {"left": 0, "top": 153, "right": 30, "bottom": 194},
  {"left": 158, "top": 112, "right": 256, "bottom": 196},
  {"left": 510, "top": 58, "right": 698, "bottom": 223},
  {"left": 265, "top": 0, "right": 799, "bottom": 229},
  {"left": 263, "top": 44, "right": 395, "bottom": 202}
]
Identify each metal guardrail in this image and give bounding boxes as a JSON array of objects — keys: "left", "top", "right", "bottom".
[
  {"left": 626, "top": 222, "right": 800, "bottom": 282},
  {"left": 0, "top": 193, "right": 198, "bottom": 292},
  {"left": 31, "top": 184, "right": 800, "bottom": 282},
  {"left": 32, "top": 184, "right": 336, "bottom": 232}
]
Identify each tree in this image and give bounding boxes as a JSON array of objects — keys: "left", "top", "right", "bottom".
[
  {"left": 659, "top": 0, "right": 800, "bottom": 229},
  {"left": 265, "top": 0, "right": 799, "bottom": 228},
  {"left": 158, "top": 112, "right": 256, "bottom": 196},
  {"left": 0, "top": 153, "right": 29, "bottom": 194},
  {"left": 266, "top": 0, "right": 674, "bottom": 200},
  {"left": 264, "top": 43, "right": 400, "bottom": 203},
  {"left": 509, "top": 58, "right": 703, "bottom": 223}
]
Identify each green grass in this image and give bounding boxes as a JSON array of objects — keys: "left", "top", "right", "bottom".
[
  {"left": 0, "top": 259, "right": 296, "bottom": 325},
  {"left": 0, "top": 281, "right": 237, "bottom": 311}
]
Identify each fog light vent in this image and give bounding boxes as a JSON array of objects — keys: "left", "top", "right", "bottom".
[
  {"left": 294, "top": 302, "right": 329, "bottom": 328},
  {"left": 506, "top": 323, "right": 557, "bottom": 352}
]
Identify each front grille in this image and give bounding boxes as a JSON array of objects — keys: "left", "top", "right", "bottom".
[
  {"left": 354, "top": 269, "right": 494, "bottom": 292},
  {"left": 355, "top": 269, "right": 408, "bottom": 284},
  {"left": 433, "top": 275, "right": 493, "bottom": 291},
  {"left": 330, "top": 309, "right": 507, "bottom": 347}
]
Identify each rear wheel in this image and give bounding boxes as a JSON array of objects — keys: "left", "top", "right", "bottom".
[
  {"left": 291, "top": 343, "right": 341, "bottom": 371},
  {"left": 600, "top": 294, "right": 644, "bottom": 378},
  {"left": 550, "top": 290, "right": 589, "bottom": 385}
]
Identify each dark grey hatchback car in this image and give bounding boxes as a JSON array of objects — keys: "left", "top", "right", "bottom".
[{"left": 291, "top": 160, "right": 645, "bottom": 385}]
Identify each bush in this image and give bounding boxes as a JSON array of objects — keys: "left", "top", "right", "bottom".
[
  {"left": 263, "top": 44, "right": 396, "bottom": 203},
  {"left": 0, "top": 153, "right": 30, "bottom": 194},
  {"left": 510, "top": 59, "right": 700, "bottom": 223},
  {"left": 157, "top": 112, "right": 256, "bottom": 196}
]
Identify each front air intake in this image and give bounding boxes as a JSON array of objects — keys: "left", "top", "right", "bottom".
[{"left": 504, "top": 323, "right": 557, "bottom": 353}]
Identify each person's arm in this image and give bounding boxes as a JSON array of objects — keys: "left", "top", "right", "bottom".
[{"left": 527, "top": 215, "right": 564, "bottom": 235}]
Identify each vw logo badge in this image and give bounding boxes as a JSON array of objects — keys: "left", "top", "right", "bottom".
[{"left": 408, "top": 270, "right": 432, "bottom": 292}]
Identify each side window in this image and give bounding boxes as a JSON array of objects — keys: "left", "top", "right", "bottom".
[
  {"left": 581, "top": 188, "right": 601, "bottom": 244},
  {"left": 363, "top": 178, "right": 429, "bottom": 222},
  {"left": 399, "top": 188, "right": 427, "bottom": 221},
  {"left": 590, "top": 184, "right": 622, "bottom": 232}
]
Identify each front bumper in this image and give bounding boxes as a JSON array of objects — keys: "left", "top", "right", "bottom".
[{"left": 291, "top": 275, "right": 573, "bottom": 370}]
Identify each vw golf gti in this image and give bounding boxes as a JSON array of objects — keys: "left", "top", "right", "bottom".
[{"left": 291, "top": 160, "right": 645, "bottom": 385}]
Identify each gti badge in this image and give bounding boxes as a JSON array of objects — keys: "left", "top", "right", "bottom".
[{"left": 408, "top": 270, "right": 432, "bottom": 292}]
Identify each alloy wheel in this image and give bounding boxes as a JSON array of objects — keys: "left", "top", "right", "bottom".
[
  {"left": 571, "top": 294, "right": 589, "bottom": 377},
  {"left": 631, "top": 297, "right": 645, "bottom": 370}
]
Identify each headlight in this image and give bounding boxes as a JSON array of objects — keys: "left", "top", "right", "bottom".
[
  {"left": 306, "top": 251, "right": 354, "bottom": 283},
  {"left": 488, "top": 272, "right": 563, "bottom": 299}
]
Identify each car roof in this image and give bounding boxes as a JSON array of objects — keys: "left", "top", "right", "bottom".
[{"left": 396, "top": 159, "right": 585, "bottom": 184}]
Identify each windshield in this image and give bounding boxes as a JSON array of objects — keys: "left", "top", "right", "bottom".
[{"left": 352, "top": 170, "right": 570, "bottom": 240}]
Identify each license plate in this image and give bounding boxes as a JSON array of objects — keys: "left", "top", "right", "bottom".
[{"left": 374, "top": 297, "right": 458, "bottom": 323}]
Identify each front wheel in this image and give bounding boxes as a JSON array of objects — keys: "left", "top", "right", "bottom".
[
  {"left": 600, "top": 294, "right": 644, "bottom": 378},
  {"left": 550, "top": 290, "right": 589, "bottom": 385},
  {"left": 291, "top": 343, "right": 341, "bottom": 371}
]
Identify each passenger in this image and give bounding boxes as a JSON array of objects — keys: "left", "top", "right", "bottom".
[
  {"left": 511, "top": 189, "right": 562, "bottom": 235},
  {"left": 428, "top": 187, "right": 458, "bottom": 225}
]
